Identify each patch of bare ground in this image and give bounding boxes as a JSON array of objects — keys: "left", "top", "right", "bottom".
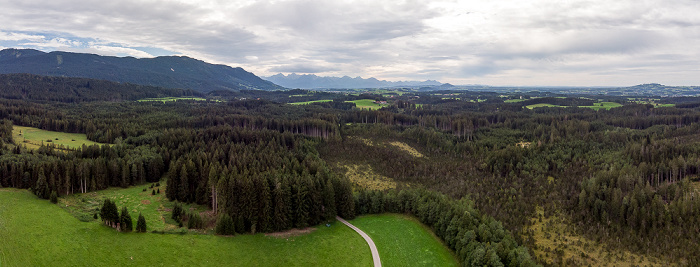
[
  {"left": 265, "top": 227, "right": 317, "bottom": 238},
  {"left": 140, "top": 199, "right": 151, "bottom": 205}
]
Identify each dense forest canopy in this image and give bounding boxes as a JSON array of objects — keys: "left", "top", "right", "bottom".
[{"left": 1, "top": 74, "right": 699, "bottom": 265}]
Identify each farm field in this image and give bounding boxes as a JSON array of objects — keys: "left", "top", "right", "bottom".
[
  {"left": 0, "top": 188, "right": 373, "bottom": 267},
  {"left": 289, "top": 99, "right": 333, "bottom": 105},
  {"left": 350, "top": 214, "right": 459, "bottom": 267},
  {"left": 579, "top": 102, "right": 623, "bottom": 110},
  {"left": 346, "top": 99, "right": 386, "bottom": 110},
  {"left": 12, "top": 125, "right": 106, "bottom": 150},
  {"left": 526, "top": 102, "right": 623, "bottom": 110},
  {"left": 526, "top": 103, "right": 562, "bottom": 109}
]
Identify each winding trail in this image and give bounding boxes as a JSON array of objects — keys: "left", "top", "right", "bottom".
[{"left": 336, "top": 216, "right": 381, "bottom": 267}]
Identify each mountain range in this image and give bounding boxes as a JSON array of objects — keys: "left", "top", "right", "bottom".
[
  {"left": 264, "top": 73, "right": 443, "bottom": 89},
  {"left": 0, "top": 48, "right": 281, "bottom": 92}
]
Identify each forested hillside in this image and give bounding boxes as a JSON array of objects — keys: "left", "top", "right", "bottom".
[
  {"left": 1, "top": 75, "right": 699, "bottom": 265},
  {"left": 0, "top": 48, "right": 283, "bottom": 92}
]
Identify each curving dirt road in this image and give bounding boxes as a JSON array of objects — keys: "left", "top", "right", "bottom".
[{"left": 337, "top": 216, "right": 381, "bottom": 267}]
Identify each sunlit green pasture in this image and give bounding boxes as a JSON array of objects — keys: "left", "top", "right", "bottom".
[{"left": 13, "top": 125, "right": 106, "bottom": 150}]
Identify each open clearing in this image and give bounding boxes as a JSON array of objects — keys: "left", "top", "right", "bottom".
[
  {"left": 0, "top": 188, "right": 372, "bottom": 266},
  {"left": 59, "top": 182, "right": 186, "bottom": 231},
  {"left": 350, "top": 214, "right": 459, "bottom": 267},
  {"left": 527, "top": 207, "right": 666, "bottom": 266},
  {"left": 289, "top": 99, "right": 333, "bottom": 105},
  {"left": 388, "top": 141, "right": 424, "bottom": 158},
  {"left": 342, "top": 164, "right": 397, "bottom": 191},
  {"left": 13, "top": 125, "right": 106, "bottom": 150},
  {"left": 346, "top": 99, "right": 386, "bottom": 110},
  {"left": 526, "top": 102, "right": 623, "bottom": 110}
]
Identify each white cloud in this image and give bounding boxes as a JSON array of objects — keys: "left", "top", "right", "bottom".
[{"left": 0, "top": 0, "right": 699, "bottom": 86}]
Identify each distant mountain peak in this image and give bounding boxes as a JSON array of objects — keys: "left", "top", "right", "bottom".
[{"left": 264, "top": 73, "right": 443, "bottom": 89}]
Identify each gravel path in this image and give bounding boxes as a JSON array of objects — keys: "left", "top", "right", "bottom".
[{"left": 336, "top": 216, "right": 381, "bottom": 267}]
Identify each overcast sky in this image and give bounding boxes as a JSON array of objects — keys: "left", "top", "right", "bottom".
[{"left": 1, "top": 0, "right": 699, "bottom": 86}]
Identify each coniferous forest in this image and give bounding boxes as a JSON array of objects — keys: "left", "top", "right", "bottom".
[{"left": 2, "top": 74, "right": 700, "bottom": 266}]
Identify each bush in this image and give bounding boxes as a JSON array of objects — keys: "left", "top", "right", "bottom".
[
  {"left": 215, "top": 214, "right": 235, "bottom": 235},
  {"left": 157, "top": 188, "right": 160, "bottom": 194},
  {"left": 49, "top": 191, "right": 58, "bottom": 204},
  {"left": 152, "top": 189, "right": 156, "bottom": 195},
  {"left": 172, "top": 202, "right": 182, "bottom": 222},
  {"left": 188, "top": 212, "right": 204, "bottom": 229},
  {"left": 136, "top": 213, "right": 147, "bottom": 232}
]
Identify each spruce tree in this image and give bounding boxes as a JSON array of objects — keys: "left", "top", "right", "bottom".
[
  {"left": 136, "top": 213, "right": 147, "bottom": 232},
  {"left": 120, "top": 206, "right": 133, "bottom": 232}
]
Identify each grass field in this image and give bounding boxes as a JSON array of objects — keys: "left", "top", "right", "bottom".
[
  {"left": 346, "top": 99, "right": 386, "bottom": 110},
  {"left": 137, "top": 97, "right": 208, "bottom": 103},
  {"left": 504, "top": 99, "right": 526, "bottom": 103},
  {"left": 289, "top": 99, "right": 333, "bottom": 105},
  {"left": 0, "top": 188, "right": 372, "bottom": 266},
  {"left": 350, "top": 214, "right": 459, "bottom": 267},
  {"left": 526, "top": 102, "right": 623, "bottom": 110},
  {"left": 579, "top": 102, "right": 623, "bottom": 110},
  {"left": 526, "top": 103, "right": 562, "bottom": 109},
  {"left": 13, "top": 125, "right": 106, "bottom": 150}
]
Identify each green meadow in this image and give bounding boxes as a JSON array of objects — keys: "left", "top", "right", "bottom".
[
  {"left": 346, "top": 99, "right": 385, "bottom": 110},
  {"left": 13, "top": 125, "right": 106, "bottom": 150},
  {"left": 350, "top": 214, "right": 459, "bottom": 267},
  {"left": 526, "top": 102, "right": 623, "bottom": 110},
  {"left": 289, "top": 99, "right": 333, "bottom": 105},
  {"left": 1, "top": 186, "right": 459, "bottom": 266},
  {"left": 579, "top": 102, "right": 623, "bottom": 110},
  {"left": 0, "top": 188, "right": 372, "bottom": 267}
]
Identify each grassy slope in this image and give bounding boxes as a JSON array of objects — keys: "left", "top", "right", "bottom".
[
  {"left": 59, "top": 184, "right": 182, "bottom": 231},
  {"left": 350, "top": 214, "right": 459, "bottom": 267},
  {"left": 0, "top": 189, "right": 372, "bottom": 267},
  {"left": 13, "top": 125, "right": 105, "bottom": 150}
]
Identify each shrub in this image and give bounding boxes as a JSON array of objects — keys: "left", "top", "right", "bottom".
[
  {"left": 49, "top": 191, "right": 58, "bottom": 204},
  {"left": 152, "top": 189, "right": 156, "bottom": 195},
  {"left": 215, "top": 214, "right": 235, "bottom": 235},
  {"left": 172, "top": 202, "right": 182, "bottom": 221},
  {"left": 188, "top": 212, "right": 203, "bottom": 229}
]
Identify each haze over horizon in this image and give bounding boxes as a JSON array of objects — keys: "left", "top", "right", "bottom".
[{"left": 1, "top": 0, "right": 699, "bottom": 87}]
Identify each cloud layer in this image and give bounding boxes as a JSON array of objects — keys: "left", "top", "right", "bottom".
[{"left": 1, "top": 0, "right": 699, "bottom": 86}]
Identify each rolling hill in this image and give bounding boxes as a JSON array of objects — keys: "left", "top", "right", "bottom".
[{"left": 0, "top": 48, "right": 283, "bottom": 92}]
